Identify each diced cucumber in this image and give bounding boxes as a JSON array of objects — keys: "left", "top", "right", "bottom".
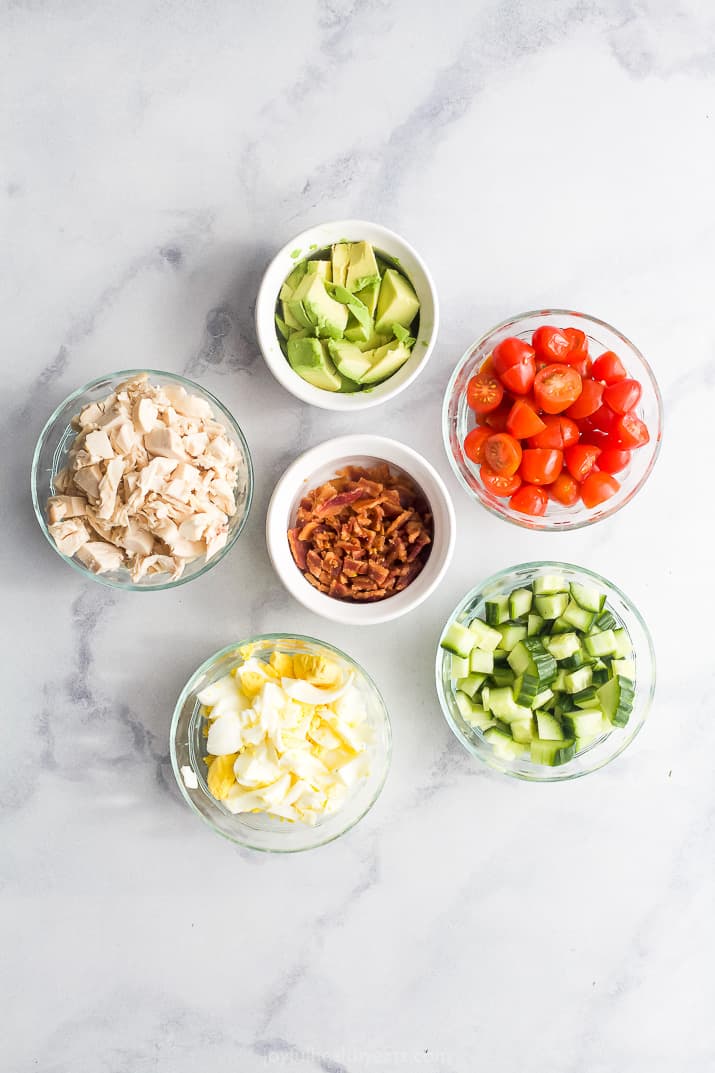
[
  {"left": 484, "top": 726, "right": 528, "bottom": 760},
  {"left": 584, "top": 629, "right": 618, "bottom": 658},
  {"left": 592, "top": 666, "right": 610, "bottom": 686},
  {"left": 480, "top": 684, "right": 490, "bottom": 711},
  {"left": 595, "top": 609, "right": 617, "bottom": 631},
  {"left": 469, "top": 649, "right": 494, "bottom": 674},
  {"left": 536, "top": 710, "right": 565, "bottom": 741},
  {"left": 561, "top": 708, "right": 607, "bottom": 738},
  {"left": 570, "top": 582, "right": 606, "bottom": 614},
  {"left": 612, "top": 628, "right": 632, "bottom": 658},
  {"left": 533, "top": 574, "right": 567, "bottom": 595},
  {"left": 527, "top": 613, "right": 544, "bottom": 637},
  {"left": 511, "top": 718, "right": 535, "bottom": 743},
  {"left": 492, "top": 649, "right": 508, "bottom": 663},
  {"left": 531, "top": 687, "right": 555, "bottom": 710},
  {"left": 495, "top": 623, "right": 528, "bottom": 652},
  {"left": 562, "top": 600, "right": 596, "bottom": 632},
  {"left": 509, "top": 587, "right": 533, "bottom": 620},
  {"left": 486, "top": 686, "right": 531, "bottom": 723},
  {"left": 561, "top": 651, "right": 586, "bottom": 671},
  {"left": 455, "top": 691, "right": 495, "bottom": 731},
  {"left": 563, "top": 666, "right": 593, "bottom": 693},
  {"left": 491, "top": 666, "right": 516, "bottom": 687},
  {"left": 441, "top": 621, "right": 474, "bottom": 658},
  {"left": 450, "top": 654, "right": 470, "bottom": 679},
  {"left": 468, "top": 617, "right": 502, "bottom": 652},
  {"left": 597, "top": 675, "right": 635, "bottom": 727},
  {"left": 552, "top": 669, "right": 567, "bottom": 692},
  {"left": 485, "top": 595, "right": 510, "bottom": 625},
  {"left": 513, "top": 673, "right": 540, "bottom": 706},
  {"left": 550, "top": 616, "right": 573, "bottom": 634},
  {"left": 456, "top": 673, "right": 486, "bottom": 698},
  {"left": 534, "top": 592, "right": 569, "bottom": 620},
  {"left": 508, "top": 638, "right": 558, "bottom": 685},
  {"left": 530, "top": 738, "right": 575, "bottom": 766},
  {"left": 572, "top": 686, "right": 601, "bottom": 709},
  {"left": 612, "top": 658, "right": 635, "bottom": 680},
  {"left": 543, "top": 632, "right": 581, "bottom": 660}
]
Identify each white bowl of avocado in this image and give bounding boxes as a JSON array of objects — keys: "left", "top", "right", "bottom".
[{"left": 255, "top": 220, "right": 438, "bottom": 410}]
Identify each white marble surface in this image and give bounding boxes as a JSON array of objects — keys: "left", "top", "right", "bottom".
[{"left": 3, "top": 2, "right": 715, "bottom": 1070}]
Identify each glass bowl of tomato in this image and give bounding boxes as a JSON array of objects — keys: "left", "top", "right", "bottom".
[{"left": 442, "top": 310, "right": 663, "bottom": 530}]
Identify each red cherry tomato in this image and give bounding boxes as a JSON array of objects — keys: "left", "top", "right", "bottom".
[
  {"left": 570, "top": 354, "right": 592, "bottom": 378},
  {"left": 549, "top": 472, "right": 580, "bottom": 506},
  {"left": 467, "top": 370, "right": 504, "bottom": 414},
  {"left": 579, "top": 428, "right": 611, "bottom": 450},
  {"left": 563, "top": 327, "right": 589, "bottom": 362},
  {"left": 520, "top": 448, "right": 563, "bottom": 485},
  {"left": 482, "top": 400, "right": 511, "bottom": 431},
  {"left": 463, "top": 427, "right": 492, "bottom": 464},
  {"left": 493, "top": 338, "right": 536, "bottom": 395},
  {"left": 591, "top": 350, "right": 627, "bottom": 383},
  {"left": 584, "top": 403, "right": 618, "bottom": 433},
  {"left": 612, "top": 412, "right": 650, "bottom": 449},
  {"left": 603, "top": 378, "right": 642, "bottom": 415},
  {"left": 532, "top": 326, "right": 572, "bottom": 363},
  {"left": 565, "top": 378, "right": 604, "bottom": 419},
  {"left": 581, "top": 471, "right": 620, "bottom": 508},
  {"left": 506, "top": 399, "right": 546, "bottom": 439},
  {"left": 484, "top": 433, "right": 523, "bottom": 477},
  {"left": 597, "top": 447, "right": 631, "bottom": 474},
  {"left": 533, "top": 364, "right": 583, "bottom": 414},
  {"left": 509, "top": 484, "right": 548, "bottom": 516},
  {"left": 565, "top": 443, "right": 601, "bottom": 481},
  {"left": 528, "top": 415, "right": 580, "bottom": 450},
  {"left": 480, "top": 464, "right": 522, "bottom": 498}
]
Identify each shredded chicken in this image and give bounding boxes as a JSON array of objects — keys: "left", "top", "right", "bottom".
[
  {"left": 47, "top": 374, "right": 245, "bottom": 580},
  {"left": 287, "top": 464, "right": 433, "bottom": 603}
]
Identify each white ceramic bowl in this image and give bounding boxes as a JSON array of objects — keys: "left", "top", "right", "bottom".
[
  {"left": 266, "top": 435, "right": 456, "bottom": 625},
  {"left": 255, "top": 219, "right": 439, "bottom": 411}
]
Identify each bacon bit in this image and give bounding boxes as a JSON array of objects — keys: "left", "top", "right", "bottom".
[{"left": 287, "top": 464, "right": 433, "bottom": 603}]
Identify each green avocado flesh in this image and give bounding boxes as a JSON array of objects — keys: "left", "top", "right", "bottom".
[{"left": 275, "top": 241, "right": 420, "bottom": 393}]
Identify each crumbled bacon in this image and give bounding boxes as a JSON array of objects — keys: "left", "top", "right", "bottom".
[{"left": 287, "top": 464, "right": 433, "bottom": 603}]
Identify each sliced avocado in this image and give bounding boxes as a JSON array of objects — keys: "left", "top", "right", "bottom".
[
  {"left": 290, "top": 272, "right": 348, "bottom": 339},
  {"left": 338, "top": 373, "right": 363, "bottom": 392},
  {"left": 331, "top": 243, "right": 350, "bottom": 288},
  {"left": 275, "top": 313, "right": 291, "bottom": 340},
  {"left": 330, "top": 284, "right": 373, "bottom": 335},
  {"left": 344, "top": 317, "right": 372, "bottom": 344},
  {"left": 355, "top": 281, "right": 379, "bottom": 317},
  {"left": 306, "top": 259, "right": 332, "bottom": 282},
  {"left": 391, "top": 322, "right": 415, "bottom": 346},
  {"left": 280, "top": 262, "right": 308, "bottom": 301},
  {"left": 374, "top": 268, "right": 420, "bottom": 334},
  {"left": 354, "top": 330, "right": 391, "bottom": 353},
  {"left": 284, "top": 291, "right": 315, "bottom": 329},
  {"left": 359, "top": 340, "right": 412, "bottom": 385},
  {"left": 281, "top": 300, "right": 304, "bottom": 331},
  {"left": 346, "top": 240, "right": 381, "bottom": 293},
  {"left": 327, "top": 339, "right": 374, "bottom": 383},
  {"left": 287, "top": 335, "right": 341, "bottom": 391}
]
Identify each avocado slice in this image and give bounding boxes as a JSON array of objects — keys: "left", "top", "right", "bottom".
[
  {"left": 275, "top": 313, "right": 292, "bottom": 340},
  {"left": 346, "top": 241, "right": 381, "bottom": 293},
  {"left": 306, "top": 259, "right": 332, "bottom": 283},
  {"left": 331, "top": 243, "right": 350, "bottom": 288},
  {"left": 281, "top": 300, "right": 304, "bottom": 331},
  {"left": 280, "top": 262, "right": 309, "bottom": 302},
  {"left": 355, "top": 281, "right": 379, "bottom": 317},
  {"left": 344, "top": 318, "right": 371, "bottom": 344},
  {"left": 327, "top": 339, "right": 374, "bottom": 384},
  {"left": 289, "top": 272, "right": 348, "bottom": 339},
  {"left": 354, "top": 330, "right": 391, "bottom": 353},
  {"left": 287, "top": 336, "right": 342, "bottom": 391},
  {"left": 359, "top": 340, "right": 412, "bottom": 385},
  {"left": 330, "top": 284, "right": 373, "bottom": 335},
  {"left": 374, "top": 268, "right": 420, "bottom": 334}
]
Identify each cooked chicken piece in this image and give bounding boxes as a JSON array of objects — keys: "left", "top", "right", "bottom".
[
  {"left": 122, "top": 522, "right": 154, "bottom": 556},
  {"left": 178, "top": 514, "right": 211, "bottom": 541},
  {"left": 134, "top": 396, "right": 158, "bottom": 433},
  {"left": 183, "top": 432, "right": 208, "bottom": 457},
  {"left": 163, "top": 383, "right": 213, "bottom": 420},
  {"left": 84, "top": 429, "right": 115, "bottom": 461},
  {"left": 75, "top": 541, "right": 123, "bottom": 573},
  {"left": 208, "top": 478, "right": 236, "bottom": 515},
  {"left": 205, "top": 528, "right": 228, "bottom": 560},
  {"left": 97, "top": 457, "right": 125, "bottom": 520},
  {"left": 73, "top": 463, "right": 104, "bottom": 501},
  {"left": 112, "top": 420, "right": 138, "bottom": 455},
  {"left": 144, "top": 427, "right": 188, "bottom": 462},
  {"left": 48, "top": 519, "right": 90, "bottom": 556},
  {"left": 77, "top": 401, "right": 106, "bottom": 428},
  {"left": 138, "top": 457, "right": 177, "bottom": 494},
  {"left": 47, "top": 496, "right": 87, "bottom": 523}
]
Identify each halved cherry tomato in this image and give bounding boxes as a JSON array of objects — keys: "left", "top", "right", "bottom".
[
  {"left": 509, "top": 484, "right": 548, "bottom": 516},
  {"left": 533, "top": 364, "right": 583, "bottom": 414},
  {"left": 484, "top": 433, "right": 522, "bottom": 477},
  {"left": 565, "top": 443, "right": 601, "bottom": 481},
  {"left": 565, "top": 378, "right": 603, "bottom": 420},
  {"left": 482, "top": 399, "right": 511, "bottom": 431},
  {"left": 581, "top": 471, "right": 620, "bottom": 508},
  {"left": 583, "top": 403, "right": 618, "bottom": 433},
  {"left": 564, "top": 327, "right": 589, "bottom": 362},
  {"left": 612, "top": 412, "right": 650, "bottom": 449},
  {"left": 591, "top": 350, "right": 627, "bottom": 383},
  {"left": 493, "top": 338, "right": 536, "bottom": 395},
  {"left": 603, "top": 378, "right": 642, "bottom": 415},
  {"left": 480, "top": 463, "right": 522, "bottom": 498},
  {"left": 463, "top": 427, "right": 492, "bottom": 464},
  {"left": 597, "top": 447, "right": 631, "bottom": 474},
  {"left": 506, "top": 399, "right": 546, "bottom": 439},
  {"left": 528, "top": 415, "right": 580, "bottom": 450},
  {"left": 467, "top": 370, "right": 504, "bottom": 414},
  {"left": 570, "top": 354, "right": 592, "bottom": 378},
  {"left": 579, "top": 428, "right": 611, "bottom": 450},
  {"left": 532, "top": 326, "right": 571, "bottom": 363},
  {"left": 549, "top": 472, "right": 580, "bottom": 506},
  {"left": 520, "top": 448, "right": 563, "bottom": 485}
]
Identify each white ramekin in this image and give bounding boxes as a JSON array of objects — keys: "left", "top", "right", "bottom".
[
  {"left": 255, "top": 219, "right": 439, "bottom": 411},
  {"left": 266, "top": 435, "right": 455, "bottom": 625}
]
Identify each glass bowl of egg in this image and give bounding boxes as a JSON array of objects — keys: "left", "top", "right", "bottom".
[{"left": 170, "top": 634, "right": 392, "bottom": 852}]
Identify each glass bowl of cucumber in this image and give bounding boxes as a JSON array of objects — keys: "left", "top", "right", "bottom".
[{"left": 435, "top": 561, "right": 655, "bottom": 781}]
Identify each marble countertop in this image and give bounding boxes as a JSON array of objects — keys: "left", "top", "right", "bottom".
[{"left": 3, "top": 3, "right": 714, "bottom": 1071}]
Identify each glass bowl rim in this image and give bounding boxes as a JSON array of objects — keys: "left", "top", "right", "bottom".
[
  {"left": 170, "top": 632, "right": 393, "bottom": 852},
  {"left": 434, "top": 559, "right": 656, "bottom": 782},
  {"left": 441, "top": 308, "right": 664, "bottom": 532},
  {"left": 30, "top": 367, "right": 255, "bottom": 591}
]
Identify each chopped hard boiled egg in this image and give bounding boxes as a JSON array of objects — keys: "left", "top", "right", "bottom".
[{"left": 194, "top": 647, "right": 374, "bottom": 825}]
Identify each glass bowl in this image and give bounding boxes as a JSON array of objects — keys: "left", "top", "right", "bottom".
[
  {"left": 435, "top": 562, "right": 655, "bottom": 782},
  {"left": 170, "top": 634, "right": 392, "bottom": 852},
  {"left": 442, "top": 310, "right": 663, "bottom": 531},
  {"left": 31, "top": 369, "right": 254, "bottom": 590}
]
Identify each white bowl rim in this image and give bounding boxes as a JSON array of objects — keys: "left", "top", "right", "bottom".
[
  {"left": 266, "top": 434, "right": 456, "bottom": 625},
  {"left": 255, "top": 218, "right": 439, "bottom": 412}
]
